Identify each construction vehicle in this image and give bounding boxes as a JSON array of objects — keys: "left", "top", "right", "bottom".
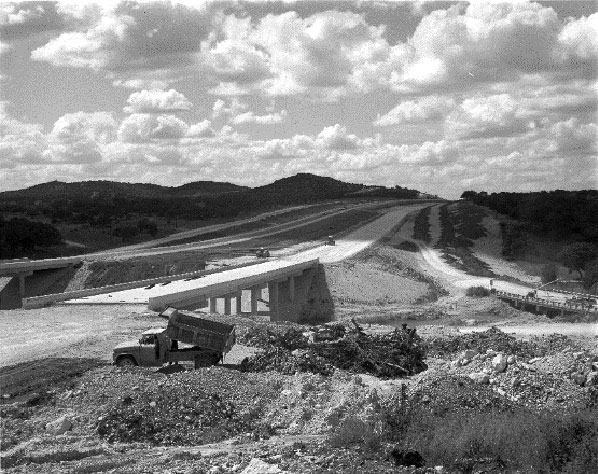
[
  {"left": 325, "top": 235, "right": 336, "bottom": 246},
  {"left": 112, "top": 309, "right": 236, "bottom": 369},
  {"left": 256, "top": 247, "right": 270, "bottom": 258}
]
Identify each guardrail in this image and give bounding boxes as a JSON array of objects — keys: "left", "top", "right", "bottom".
[
  {"left": 494, "top": 290, "right": 598, "bottom": 313},
  {"left": 22, "top": 259, "right": 267, "bottom": 309}
]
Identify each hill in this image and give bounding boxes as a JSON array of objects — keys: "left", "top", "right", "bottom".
[{"left": 1, "top": 180, "right": 248, "bottom": 200}]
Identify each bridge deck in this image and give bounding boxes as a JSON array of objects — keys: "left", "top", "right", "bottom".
[
  {"left": 0, "top": 257, "right": 83, "bottom": 276},
  {"left": 60, "top": 257, "right": 319, "bottom": 306}
]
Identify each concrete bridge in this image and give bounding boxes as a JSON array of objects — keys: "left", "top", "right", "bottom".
[
  {"left": 0, "top": 257, "right": 83, "bottom": 308},
  {"left": 56, "top": 257, "right": 328, "bottom": 323},
  {"left": 495, "top": 290, "right": 598, "bottom": 318}
]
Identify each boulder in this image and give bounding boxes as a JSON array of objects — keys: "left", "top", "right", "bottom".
[
  {"left": 585, "top": 372, "right": 598, "bottom": 387},
  {"left": 492, "top": 354, "right": 508, "bottom": 373},
  {"left": 469, "top": 372, "right": 490, "bottom": 384},
  {"left": 241, "top": 458, "right": 283, "bottom": 474},
  {"left": 507, "top": 355, "right": 517, "bottom": 365},
  {"left": 572, "top": 373, "right": 586, "bottom": 386},
  {"left": 461, "top": 349, "right": 477, "bottom": 361},
  {"left": 45, "top": 415, "right": 72, "bottom": 435}
]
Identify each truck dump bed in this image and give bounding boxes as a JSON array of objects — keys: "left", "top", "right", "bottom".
[{"left": 165, "top": 311, "right": 236, "bottom": 354}]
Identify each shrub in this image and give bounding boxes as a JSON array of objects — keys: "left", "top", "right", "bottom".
[
  {"left": 465, "top": 286, "right": 490, "bottom": 297},
  {"left": 541, "top": 263, "right": 558, "bottom": 284},
  {"left": 395, "top": 240, "right": 419, "bottom": 252}
]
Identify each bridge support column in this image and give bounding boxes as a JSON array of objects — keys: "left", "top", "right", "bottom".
[
  {"left": 289, "top": 276, "right": 295, "bottom": 302},
  {"left": 209, "top": 297, "right": 217, "bottom": 313},
  {"left": 236, "top": 291, "right": 243, "bottom": 314},
  {"left": 268, "top": 281, "right": 279, "bottom": 320},
  {"left": 250, "top": 285, "right": 260, "bottom": 316},
  {"left": 16, "top": 271, "right": 32, "bottom": 300},
  {"left": 224, "top": 295, "right": 233, "bottom": 315}
]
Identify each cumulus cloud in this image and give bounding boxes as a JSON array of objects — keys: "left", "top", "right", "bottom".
[
  {"left": 0, "top": 2, "right": 63, "bottom": 41},
  {"left": 212, "top": 98, "right": 287, "bottom": 125},
  {"left": 124, "top": 89, "right": 193, "bottom": 113},
  {"left": 231, "top": 110, "right": 287, "bottom": 125},
  {"left": 32, "top": 2, "right": 213, "bottom": 83},
  {"left": 47, "top": 111, "right": 118, "bottom": 163},
  {"left": 0, "top": 104, "right": 47, "bottom": 165},
  {"left": 375, "top": 96, "right": 456, "bottom": 125},
  {"left": 118, "top": 114, "right": 189, "bottom": 142},
  {"left": 186, "top": 120, "right": 215, "bottom": 138}
]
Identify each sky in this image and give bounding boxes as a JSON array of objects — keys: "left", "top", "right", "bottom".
[{"left": 0, "top": 0, "right": 596, "bottom": 198}]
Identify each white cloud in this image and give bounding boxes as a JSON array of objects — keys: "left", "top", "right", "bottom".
[
  {"left": 186, "top": 120, "right": 215, "bottom": 138},
  {"left": 558, "top": 13, "right": 598, "bottom": 60},
  {"left": 47, "top": 111, "right": 118, "bottom": 163},
  {"left": 124, "top": 89, "right": 193, "bottom": 113},
  {"left": 0, "top": 104, "right": 47, "bottom": 165},
  {"left": 118, "top": 114, "right": 189, "bottom": 142},
  {"left": 375, "top": 96, "right": 456, "bottom": 125},
  {"left": 231, "top": 110, "right": 287, "bottom": 125},
  {"left": 32, "top": 2, "right": 213, "bottom": 84}
]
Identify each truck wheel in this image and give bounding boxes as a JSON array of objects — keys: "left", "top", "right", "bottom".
[{"left": 116, "top": 356, "right": 137, "bottom": 367}]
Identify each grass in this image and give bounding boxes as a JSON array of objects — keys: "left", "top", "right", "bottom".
[
  {"left": 328, "top": 386, "right": 598, "bottom": 473},
  {"left": 436, "top": 203, "right": 495, "bottom": 277},
  {"left": 466, "top": 286, "right": 491, "bottom": 297},
  {"left": 413, "top": 206, "right": 432, "bottom": 243}
]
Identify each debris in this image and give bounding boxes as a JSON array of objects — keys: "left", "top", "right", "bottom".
[{"left": 45, "top": 415, "right": 72, "bottom": 435}]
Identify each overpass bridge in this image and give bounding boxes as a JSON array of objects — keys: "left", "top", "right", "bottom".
[
  {"left": 29, "top": 257, "right": 325, "bottom": 323},
  {"left": 0, "top": 257, "right": 83, "bottom": 307}
]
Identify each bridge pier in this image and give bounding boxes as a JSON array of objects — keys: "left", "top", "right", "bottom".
[
  {"left": 236, "top": 291, "right": 243, "bottom": 314},
  {"left": 209, "top": 297, "right": 217, "bottom": 313},
  {"left": 250, "top": 285, "right": 260, "bottom": 316},
  {"left": 224, "top": 295, "right": 232, "bottom": 315},
  {"left": 268, "top": 281, "right": 279, "bottom": 320}
]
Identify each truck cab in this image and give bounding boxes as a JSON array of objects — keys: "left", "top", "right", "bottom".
[{"left": 113, "top": 328, "right": 167, "bottom": 367}]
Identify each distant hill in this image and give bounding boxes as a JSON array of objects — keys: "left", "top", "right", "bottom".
[
  {"left": 1, "top": 179, "right": 248, "bottom": 200},
  {"left": 0, "top": 173, "right": 427, "bottom": 225},
  {"left": 253, "top": 173, "right": 363, "bottom": 200}
]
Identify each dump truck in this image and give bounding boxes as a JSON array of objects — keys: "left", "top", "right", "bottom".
[{"left": 112, "top": 309, "right": 236, "bottom": 369}]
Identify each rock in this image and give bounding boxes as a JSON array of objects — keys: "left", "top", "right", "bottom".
[
  {"left": 469, "top": 372, "right": 490, "bottom": 384},
  {"left": 461, "top": 349, "right": 477, "bottom": 361},
  {"left": 389, "top": 448, "right": 425, "bottom": 468},
  {"left": 492, "top": 354, "right": 508, "bottom": 373},
  {"left": 586, "top": 372, "right": 598, "bottom": 387},
  {"left": 486, "top": 349, "right": 497, "bottom": 357},
  {"left": 45, "top": 415, "right": 73, "bottom": 435},
  {"left": 241, "top": 458, "right": 283, "bottom": 474},
  {"left": 573, "top": 351, "right": 585, "bottom": 360},
  {"left": 572, "top": 373, "right": 586, "bottom": 386},
  {"left": 507, "top": 355, "right": 517, "bottom": 365}
]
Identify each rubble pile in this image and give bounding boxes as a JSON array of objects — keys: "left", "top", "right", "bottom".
[
  {"left": 427, "top": 326, "right": 572, "bottom": 359},
  {"left": 238, "top": 327, "right": 309, "bottom": 350},
  {"left": 239, "top": 347, "right": 334, "bottom": 376},
  {"left": 240, "top": 328, "right": 428, "bottom": 378}
]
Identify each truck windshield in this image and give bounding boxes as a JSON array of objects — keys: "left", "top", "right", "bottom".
[{"left": 140, "top": 335, "right": 155, "bottom": 345}]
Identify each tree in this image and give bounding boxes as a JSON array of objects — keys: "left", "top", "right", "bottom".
[
  {"left": 583, "top": 259, "right": 598, "bottom": 291},
  {"left": 560, "top": 242, "right": 598, "bottom": 278},
  {"left": 540, "top": 263, "right": 558, "bottom": 284}
]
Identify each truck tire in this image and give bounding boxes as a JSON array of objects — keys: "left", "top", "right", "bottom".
[{"left": 116, "top": 356, "right": 137, "bottom": 367}]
